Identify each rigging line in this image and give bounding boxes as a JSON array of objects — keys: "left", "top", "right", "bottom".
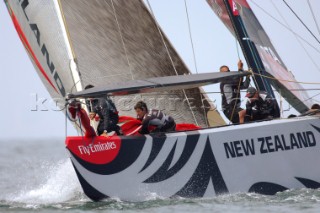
[
  {"left": 226, "top": 0, "right": 266, "bottom": 91},
  {"left": 222, "top": 1, "right": 251, "bottom": 71},
  {"left": 248, "top": 0, "right": 320, "bottom": 55},
  {"left": 307, "top": 0, "right": 320, "bottom": 38},
  {"left": 65, "top": 102, "right": 86, "bottom": 137},
  {"left": 229, "top": 78, "right": 242, "bottom": 125},
  {"left": 313, "top": 99, "right": 320, "bottom": 104},
  {"left": 145, "top": 0, "right": 178, "bottom": 77},
  {"left": 278, "top": 89, "right": 283, "bottom": 117},
  {"left": 238, "top": 18, "right": 266, "bottom": 90},
  {"left": 56, "top": 0, "right": 86, "bottom": 96},
  {"left": 110, "top": 0, "right": 134, "bottom": 80},
  {"left": 184, "top": 0, "right": 198, "bottom": 74},
  {"left": 221, "top": 1, "right": 262, "bottom": 94},
  {"left": 252, "top": 72, "right": 320, "bottom": 85},
  {"left": 70, "top": 80, "right": 81, "bottom": 94},
  {"left": 184, "top": 0, "right": 208, "bottom": 126},
  {"left": 199, "top": 89, "right": 215, "bottom": 127},
  {"left": 223, "top": 0, "right": 263, "bottom": 92},
  {"left": 57, "top": 0, "right": 77, "bottom": 60},
  {"left": 270, "top": 0, "right": 320, "bottom": 73},
  {"left": 245, "top": 45, "right": 263, "bottom": 90},
  {"left": 203, "top": 88, "right": 320, "bottom": 94},
  {"left": 200, "top": 95, "right": 209, "bottom": 127},
  {"left": 65, "top": 108, "right": 68, "bottom": 138},
  {"left": 248, "top": 68, "right": 260, "bottom": 92},
  {"left": 145, "top": 0, "right": 199, "bottom": 126},
  {"left": 235, "top": 37, "right": 240, "bottom": 60},
  {"left": 77, "top": 110, "right": 86, "bottom": 145},
  {"left": 294, "top": 92, "right": 320, "bottom": 110},
  {"left": 282, "top": 0, "right": 320, "bottom": 45},
  {"left": 220, "top": 1, "right": 261, "bottom": 96}
]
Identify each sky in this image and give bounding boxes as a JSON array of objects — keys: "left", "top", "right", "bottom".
[{"left": 1, "top": 0, "right": 320, "bottom": 139}]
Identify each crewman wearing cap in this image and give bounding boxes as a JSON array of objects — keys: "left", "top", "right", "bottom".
[{"left": 239, "top": 87, "right": 279, "bottom": 123}]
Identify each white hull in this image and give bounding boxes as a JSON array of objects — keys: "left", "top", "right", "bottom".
[{"left": 66, "top": 116, "right": 320, "bottom": 201}]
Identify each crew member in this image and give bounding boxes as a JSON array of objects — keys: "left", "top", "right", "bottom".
[
  {"left": 85, "top": 85, "right": 122, "bottom": 136},
  {"left": 239, "top": 87, "right": 279, "bottom": 123},
  {"left": 134, "top": 101, "right": 176, "bottom": 134},
  {"left": 220, "top": 60, "right": 250, "bottom": 123}
]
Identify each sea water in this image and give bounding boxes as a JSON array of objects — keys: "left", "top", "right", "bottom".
[{"left": 1, "top": 138, "right": 320, "bottom": 213}]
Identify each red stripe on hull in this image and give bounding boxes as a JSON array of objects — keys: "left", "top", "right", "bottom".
[{"left": 8, "top": 6, "right": 59, "bottom": 93}]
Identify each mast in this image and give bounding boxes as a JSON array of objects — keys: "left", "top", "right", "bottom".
[
  {"left": 207, "top": 0, "right": 312, "bottom": 113},
  {"left": 222, "top": 1, "right": 276, "bottom": 98}
]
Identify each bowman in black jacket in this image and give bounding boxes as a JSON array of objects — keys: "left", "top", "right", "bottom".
[
  {"left": 85, "top": 85, "right": 122, "bottom": 136},
  {"left": 219, "top": 60, "right": 250, "bottom": 123},
  {"left": 239, "top": 87, "right": 280, "bottom": 123}
]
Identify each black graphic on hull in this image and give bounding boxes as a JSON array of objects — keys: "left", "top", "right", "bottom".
[
  {"left": 174, "top": 137, "right": 228, "bottom": 197},
  {"left": 248, "top": 182, "right": 288, "bottom": 195},
  {"left": 249, "top": 177, "right": 320, "bottom": 195},
  {"left": 68, "top": 136, "right": 146, "bottom": 175},
  {"left": 311, "top": 124, "right": 320, "bottom": 133},
  {"left": 139, "top": 134, "right": 167, "bottom": 173},
  {"left": 144, "top": 133, "right": 199, "bottom": 183},
  {"left": 296, "top": 177, "right": 320, "bottom": 189},
  {"left": 72, "top": 162, "right": 108, "bottom": 201}
]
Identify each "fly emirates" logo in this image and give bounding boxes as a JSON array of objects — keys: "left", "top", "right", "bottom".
[{"left": 78, "top": 142, "right": 116, "bottom": 155}]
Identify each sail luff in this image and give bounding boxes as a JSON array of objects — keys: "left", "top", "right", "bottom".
[
  {"left": 5, "top": 0, "right": 78, "bottom": 99},
  {"left": 55, "top": 0, "right": 83, "bottom": 93}
]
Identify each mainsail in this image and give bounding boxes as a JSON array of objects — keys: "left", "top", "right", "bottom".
[
  {"left": 207, "top": 0, "right": 312, "bottom": 113},
  {"left": 5, "top": 0, "right": 227, "bottom": 127}
]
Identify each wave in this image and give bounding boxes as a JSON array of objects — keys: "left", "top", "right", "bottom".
[
  {"left": 1, "top": 155, "right": 320, "bottom": 211},
  {"left": 2, "top": 188, "right": 320, "bottom": 211},
  {"left": 7, "top": 159, "right": 85, "bottom": 204}
]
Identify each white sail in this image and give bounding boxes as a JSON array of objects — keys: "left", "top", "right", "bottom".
[
  {"left": 5, "top": 0, "right": 227, "bottom": 127},
  {"left": 5, "top": 0, "right": 77, "bottom": 99}
]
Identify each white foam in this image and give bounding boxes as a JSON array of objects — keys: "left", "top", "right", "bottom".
[{"left": 12, "top": 159, "right": 83, "bottom": 204}]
